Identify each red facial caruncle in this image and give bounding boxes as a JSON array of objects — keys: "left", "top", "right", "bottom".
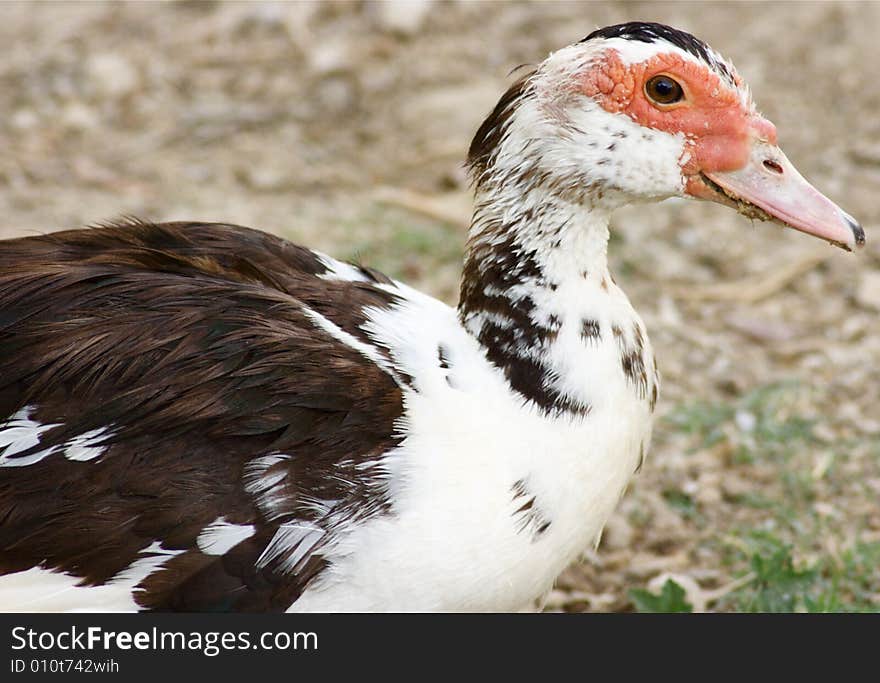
[
  {"left": 580, "top": 48, "right": 863, "bottom": 251},
  {"left": 582, "top": 51, "right": 773, "bottom": 186}
]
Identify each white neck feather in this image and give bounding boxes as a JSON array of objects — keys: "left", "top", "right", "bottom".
[{"left": 458, "top": 179, "right": 640, "bottom": 416}]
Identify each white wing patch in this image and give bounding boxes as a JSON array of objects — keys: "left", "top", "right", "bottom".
[
  {"left": 243, "top": 454, "right": 349, "bottom": 575},
  {"left": 0, "top": 542, "right": 183, "bottom": 612},
  {"left": 257, "top": 522, "right": 325, "bottom": 574},
  {"left": 0, "top": 406, "right": 60, "bottom": 467},
  {"left": 314, "top": 252, "right": 371, "bottom": 282},
  {"left": 63, "top": 427, "right": 113, "bottom": 462},
  {"left": 111, "top": 541, "right": 183, "bottom": 586},
  {"left": 0, "top": 406, "right": 112, "bottom": 467},
  {"left": 302, "top": 307, "right": 401, "bottom": 381},
  {"left": 243, "top": 452, "right": 292, "bottom": 521},
  {"left": 196, "top": 517, "right": 256, "bottom": 556},
  {"left": 0, "top": 566, "right": 141, "bottom": 612}
]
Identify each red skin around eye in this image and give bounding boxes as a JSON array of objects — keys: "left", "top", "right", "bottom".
[{"left": 580, "top": 50, "right": 777, "bottom": 191}]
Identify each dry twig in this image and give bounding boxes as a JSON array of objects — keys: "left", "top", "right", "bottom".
[
  {"left": 669, "top": 249, "right": 834, "bottom": 304},
  {"left": 373, "top": 186, "right": 470, "bottom": 228}
]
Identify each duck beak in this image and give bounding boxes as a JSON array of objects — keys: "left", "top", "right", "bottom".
[{"left": 702, "top": 141, "right": 865, "bottom": 252}]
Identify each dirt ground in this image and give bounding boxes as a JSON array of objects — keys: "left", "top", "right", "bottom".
[{"left": 1, "top": 1, "right": 877, "bottom": 611}]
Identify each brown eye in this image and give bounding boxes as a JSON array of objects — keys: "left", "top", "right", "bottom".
[{"left": 645, "top": 75, "right": 684, "bottom": 105}]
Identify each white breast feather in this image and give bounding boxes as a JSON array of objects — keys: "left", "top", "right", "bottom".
[{"left": 290, "top": 275, "right": 652, "bottom": 612}]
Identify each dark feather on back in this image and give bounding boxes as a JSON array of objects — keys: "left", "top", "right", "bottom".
[{"left": 0, "top": 219, "right": 404, "bottom": 611}]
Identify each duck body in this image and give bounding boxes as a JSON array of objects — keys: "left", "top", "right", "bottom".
[
  {"left": 0, "top": 218, "right": 654, "bottom": 612},
  {"left": 0, "top": 22, "right": 861, "bottom": 612}
]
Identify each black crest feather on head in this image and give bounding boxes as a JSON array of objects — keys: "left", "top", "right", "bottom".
[
  {"left": 582, "top": 22, "right": 735, "bottom": 86},
  {"left": 466, "top": 73, "right": 533, "bottom": 185}
]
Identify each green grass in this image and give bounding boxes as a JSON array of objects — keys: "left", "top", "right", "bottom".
[
  {"left": 662, "top": 488, "right": 699, "bottom": 520},
  {"left": 630, "top": 579, "right": 693, "bottom": 613},
  {"left": 639, "top": 381, "right": 880, "bottom": 613},
  {"left": 666, "top": 399, "right": 733, "bottom": 449},
  {"left": 631, "top": 538, "right": 880, "bottom": 613},
  {"left": 666, "top": 380, "right": 817, "bottom": 460},
  {"left": 721, "top": 534, "right": 880, "bottom": 613}
]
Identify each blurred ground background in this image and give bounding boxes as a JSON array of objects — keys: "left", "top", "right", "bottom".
[{"left": 1, "top": 0, "right": 878, "bottom": 611}]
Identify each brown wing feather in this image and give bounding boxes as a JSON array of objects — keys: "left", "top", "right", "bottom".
[{"left": 0, "top": 220, "right": 404, "bottom": 611}]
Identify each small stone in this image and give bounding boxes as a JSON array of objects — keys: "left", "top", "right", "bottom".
[
  {"left": 721, "top": 475, "right": 755, "bottom": 500},
  {"left": 87, "top": 53, "right": 140, "bottom": 99},
  {"left": 600, "top": 514, "right": 634, "bottom": 551},
  {"left": 61, "top": 102, "right": 99, "bottom": 131},
  {"left": 694, "top": 472, "right": 722, "bottom": 506},
  {"left": 236, "top": 166, "right": 289, "bottom": 192},
  {"left": 812, "top": 502, "right": 839, "bottom": 518},
  {"left": 11, "top": 109, "right": 38, "bottom": 130},
  {"left": 735, "top": 409, "right": 757, "bottom": 433},
  {"left": 627, "top": 552, "right": 689, "bottom": 579},
  {"left": 308, "top": 40, "right": 354, "bottom": 76},
  {"left": 313, "top": 75, "right": 358, "bottom": 116},
  {"left": 855, "top": 270, "right": 880, "bottom": 311},
  {"left": 373, "top": 0, "right": 434, "bottom": 36}
]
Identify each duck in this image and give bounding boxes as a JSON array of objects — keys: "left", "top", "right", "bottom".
[{"left": 0, "top": 22, "right": 864, "bottom": 612}]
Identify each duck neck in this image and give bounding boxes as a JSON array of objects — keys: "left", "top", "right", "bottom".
[{"left": 457, "top": 185, "right": 617, "bottom": 415}]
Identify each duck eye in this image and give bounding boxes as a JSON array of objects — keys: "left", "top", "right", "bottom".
[{"left": 645, "top": 75, "right": 684, "bottom": 105}]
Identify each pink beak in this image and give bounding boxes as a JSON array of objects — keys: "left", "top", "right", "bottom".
[{"left": 704, "top": 141, "right": 865, "bottom": 252}]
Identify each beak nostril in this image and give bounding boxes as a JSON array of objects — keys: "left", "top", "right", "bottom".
[{"left": 763, "top": 159, "right": 784, "bottom": 174}]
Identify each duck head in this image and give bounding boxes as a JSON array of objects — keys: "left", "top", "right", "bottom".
[{"left": 468, "top": 21, "right": 864, "bottom": 251}]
